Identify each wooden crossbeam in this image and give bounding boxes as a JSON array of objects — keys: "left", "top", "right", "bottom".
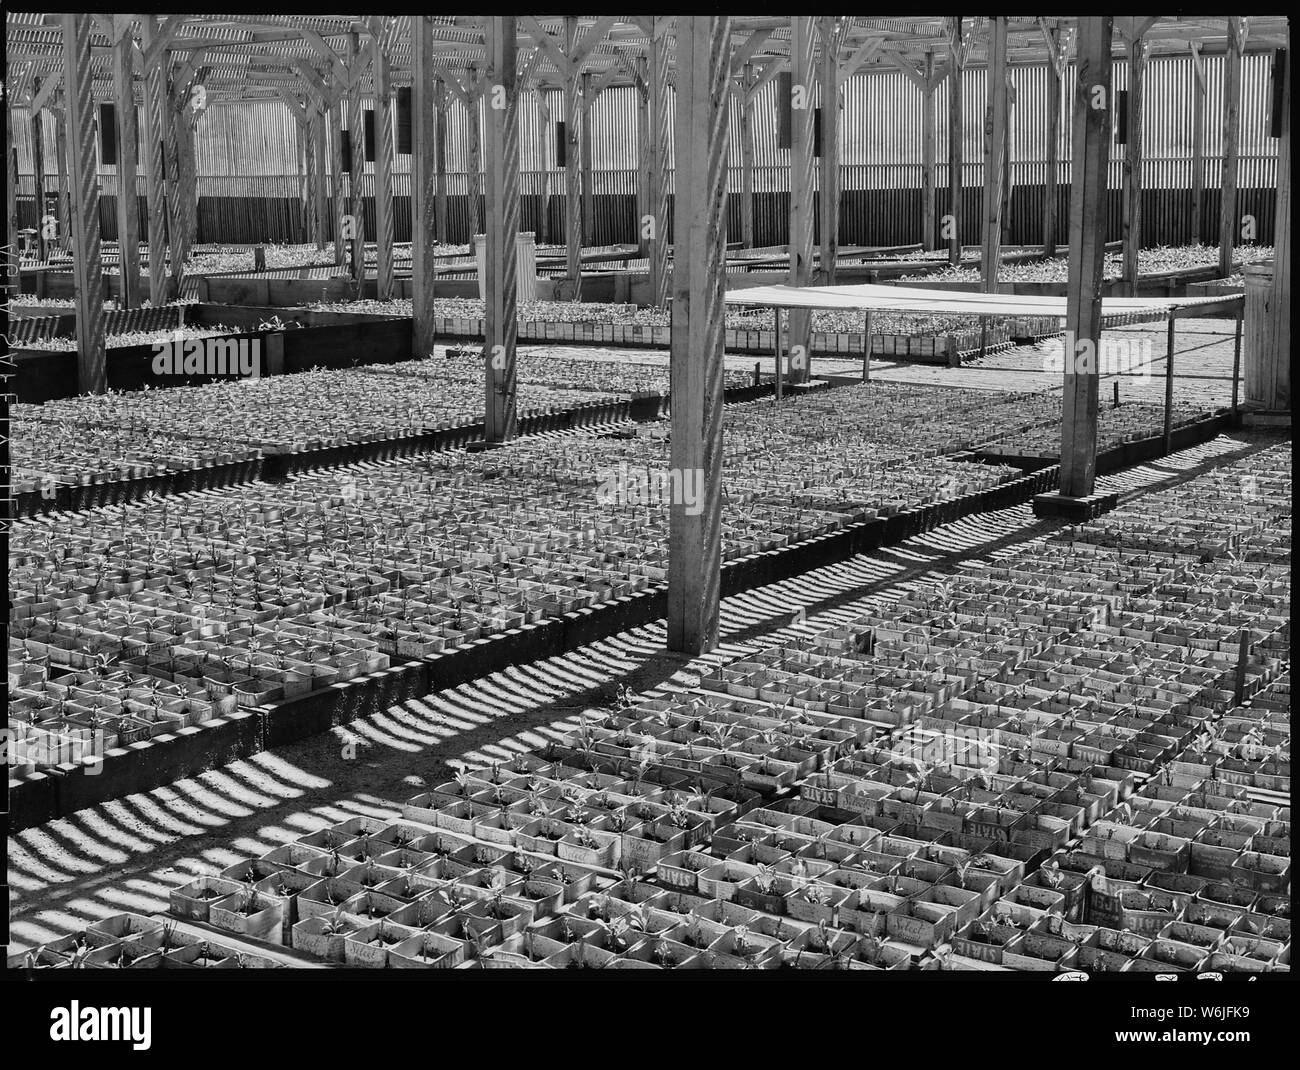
[
  {"left": 837, "top": 35, "right": 884, "bottom": 87},
  {"left": 730, "top": 26, "right": 773, "bottom": 73}
]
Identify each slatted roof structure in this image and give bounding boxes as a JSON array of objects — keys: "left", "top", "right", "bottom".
[{"left": 6, "top": 14, "right": 1292, "bottom": 105}]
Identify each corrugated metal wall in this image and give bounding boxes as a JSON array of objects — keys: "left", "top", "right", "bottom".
[{"left": 12, "top": 53, "right": 1280, "bottom": 246}]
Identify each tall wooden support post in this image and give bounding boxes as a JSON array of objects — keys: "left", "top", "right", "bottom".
[
  {"left": 30, "top": 94, "right": 48, "bottom": 261},
  {"left": 163, "top": 73, "right": 183, "bottom": 298},
  {"left": 312, "top": 103, "right": 328, "bottom": 252},
  {"left": 411, "top": 15, "right": 438, "bottom": 361},
  {"left": 53, "top": 108, "right": 71, "bottom": 253},
  {"left": 920, "top": 51, "right": 937, "bottom": 251},
  {"left": 6, "top": 95, "right": 19, "bottom": 273},
  {"left": 1001, "top": 80, "right": 1014, "bottom": 245},
  {"left": 1163, "top": 312, "right": 1176, "bottom": 451},
  {"left": 979, "top": 16, "right": 1008, "bottom": 293},
  {"left": 169, "top": 104, "right": 196, "bottom": 296},
  {"left": 114, "top": 31, "right": 141, "bottom": 306},
  {"left": 1122, "top": 37, "right": 1147, "bottom": 295},
  {"left": 1058, "top": 17, "right": 1114, "bottom": 500},
  {"left": 786, "top": 16, "right": 816, "bottom": 383},
  {"left": 647, "top": 17, "right": 671, "bottom": 308},
  {"left": 465, "top": 75, "right": 483, "bottom": 236},
  {"left": 483, "top": 16, "right": 519, "bottom": 444},
  {"left": 141, "top": 17, "right": 171, "bottom": 305},
  {"left": 1269, "top": 22, "right": 1291, "bottom": 408},
  {"left": 329, "top": 83, "right": 346, "bottom": 266},
  {"left": 947, "top": 21, "right": 965, "bottom": 265},
  {"left": 821, "top": 27, "right": 842, "bottom": 284},
  {"left": 580, "top": 70, "right": 595, "bottom": 246},
  {"left": 818, "top": 19, "right": 841, "bottom": 282},
  {"left": 434, "top": 78, "right": 449, "bottom": 244},
  {"left": 345, "top": 33, "right": 366, "bottom": 286},
  {"left": 371, "top": 25, "right": 396, "bottom": 301},
  {"left": 1043, "top": 29, "right": 1063, "bottom": 257},
  {"left": 294, "top": 113, "right": 310, "bottom": 244},
  {"left": 635, "top": 59, "right": 650, "bottom": 256},
  {"left": 61, "top": 13, "right": 106, "bottom": 393},
  {"left": 534, "top": 89, "right": 550, "bottom": 245},
  {"left": 563, "top": 17, "right": 583, "bottom": 297},
  {"left": 667, "top": 15, "right": 730, "bottom": 656},
  {"left": 739, "top": 62, "right": 756, "bottom": 249},
  {"left": 1219, "top": 19, "right": 1244, "bottom": 275},
  {"left": 1190, "top": 45, "right": 1206, "bottom": 244}
]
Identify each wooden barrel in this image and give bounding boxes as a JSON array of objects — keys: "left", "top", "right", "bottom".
[{"left": 1243, "top": 262, "right": 1289, "bottom": 410}]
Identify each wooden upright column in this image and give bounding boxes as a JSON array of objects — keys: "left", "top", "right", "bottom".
[
  {"left": 563, "top": 16, "right": 582, "bottom": 297},
  {"left": 947, "top": 20, "right": 965, "bottom": 265},
  {"left": 141, "top": 17, "right": 170, "bottom": 304},
  {"left": 667, "top": 14, "right": 730, "bottom": 655},
  {"left": 329, "top": 80, "right": 346, "bottom": 265},
  {"left": 113, "top": 29, "right": 141, "bottom": 305},
  {"left": 921, "top": 51, "right": 937, "bottom": 251},
  {"left": 980, "top": 16, "right": 1008, "bottom": 292},
  {"left": 31, "top": 93, "right": 48, "bottom": 261},
  {"left": 818, "top": 19, "right": 841, "bottom": 282},
  {"left": 483, "top": 15, "right": 519, "bottom": 444},
  {"left": 434, "top": 77, "right": 449, "bottom": 244},
  {"left": 1190, "top": 44, "right": 1206, "bottom": 244},
  {"left": 1219, "top": 18, "right": 1244, "bottom": 275},
  {"left": 786, "top": 16, "right": 815, "bottom": 383},
  {"left": 411, "top": 15, "right": 438, "bottom": 360},
  {"left": 580, "top": 70, "right": 595, "bottom": 245},
  {"left": 345, "top": 33, "right": 366, "bottom": 285},
  {"left": 465, "top": 74, "right": 483, "bottom": 236},
  {"left": 1122, "top": 36, "right": 1147, "bottom": 294},
  {"left": 61, "top": 13, "right": 106, "bottom": 393},
  {"left": 1059, "top": 17, "right": 1114, "bottom": 499},
  {"left": 1269, "top": 22, "right": 1290, "bottom": 408},
  {"left": 5, "top": 92, "right": 18, "bottom": 271},
  {"left": 635, "top": 59, "right": 649, "bottom": 256},
  {"left": 647, "top": 16, "right": 671, "bottom": 308},
  {"left": 1043, "top": 27, "right": 1063, "bottom": 257},
  {"left": 372, "top": 23, "right": 395, "bottom": 301},
  {"left": 739, "top": 62, "right": 756, "bottom": 249}
]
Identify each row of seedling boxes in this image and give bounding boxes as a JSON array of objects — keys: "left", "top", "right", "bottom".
[{"left": 8, "top": 914, "right": 283, "bottom": 970}]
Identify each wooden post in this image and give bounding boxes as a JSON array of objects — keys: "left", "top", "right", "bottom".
[
  {"left": 1122, "top": 36, "right": 1147, "bottom": 295},
  {"left": 61, "top": 12, "right": 106, "bottom": 394},
  {"left": 113, "top": 30, "right": 141, "bottom": 306},
  {"left": 774, "top": 307, "right": 783, "bottom": 404},
  {"left": 563, "top": 16, "right": 582, "bottom": 297},
  {"left": 484, "top": 15, "right": 519, "bottom": 444},
  {"left": 1190, "top": 43, "right": 1206, "bottom": 244},
  {"left": 818, "top": 18, "right": 841, "bottom": 282},
  {"left": 372, "top": 23, "right": 395, "bottom": 301},
  {"left": 329, "top": 82, "right": 346, "bottom": 266},
  {"left": 434, "top": 77, "right": 449, "bottom": 244},
  {"left": 1163, "top": 311, "right": 1176, "bottom": 452},
  {"left": 31, "top": 94, "right": 48, "bottom": 261},
  {"left": 947, "top": 24, "right": 965, "bottom": 265},
  {"left": 465, "top": 73, "right": 483, "bottom": 236},
  {"left": 1043, "top": 37, "right": 1061, "bottom": 257},
  {"left": 648, "top": 17, "right": 671, "bottom": 308},
  {"left": 739, "top": 63, "right": 756, "bottom": 249},
  {"left": 1232, "top": 303, "right": 1244, "bottom": 413},
  {"left": 1001, "top": 79, "right": 1014, "bottom": 246},
  {"left": 635, "top": 58, "right": 649, "bottom": 256},
  {"left": 862, "top": 309, "right": 872, "bottom": 381},
  {"left": 1059, "top": 17, "right": 1114, "bottom": 499},
  {"left": 786, "top": 15, "right": 815, "bottom": 383},
  {"left": 580, "top": 70, "right": 594, "bottom": 246},
  {"left": 312, "top": 102, "right": 328, "bottom": 252},
  {"left": 980, "top": 16, "right": 1008, "bottom": 293},
  {"left": 169, "top": 104, "right": 196, "bottom": 295},
  {"left": 141, "top": 17, "right": 170, "bottom": 305},
  {"left": 53, "top": 107, "right": 71, "bottom": 254},
  {"left": 534, "top": 89, "right": 550, "bottom": 246},
  {"left": 921, "top": 51, "right": 937, "bottom": 252},
  {"left": 5, "top": 92, "right": 18, "bottom": 275},
  {"left": 345, "top": 33, "right": 366, "bottom": 285},
  {"left": 667, "top": 14, "right": 730, "bottom": 655},
  {"left": 411, "top": 14, "right": 438, "bottom": 361},
  {"left": 1269, "top": 21, "right": 1290, "bottom": 400},
  {"left": 294, "top": 113, "right": 309, "bottom": 244},
  {"left": 1219, "top": 19, "right": 1243, "bottom": 276}
]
